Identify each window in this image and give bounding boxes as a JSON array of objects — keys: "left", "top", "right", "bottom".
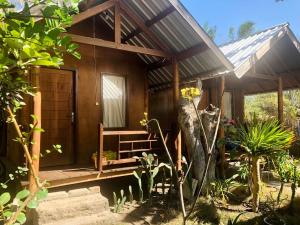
[
  {"left": 224, "top": 92, "right": 232, "bottom": 119},
  {"left": 102, "top": 74, "right": 126, "bottom": 128}
]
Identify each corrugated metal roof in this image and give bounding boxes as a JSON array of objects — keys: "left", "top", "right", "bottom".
[
  {"left": 93, "top": 0, "right": 233, "bottom": 90},
  {"left": 219, "top": 23, "right": 300, "bottom": 78}
]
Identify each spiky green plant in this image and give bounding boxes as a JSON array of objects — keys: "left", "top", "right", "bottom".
[
  {"left": 236, "top": 117, "right": 294, "bottom": 212},
  {"left": 113, "top": 189, "right": 126, "bottom": 213}
]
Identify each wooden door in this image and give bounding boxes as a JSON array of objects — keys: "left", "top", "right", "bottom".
[{"left": 39, "top": 68, "right": 75, "bottom": 167}]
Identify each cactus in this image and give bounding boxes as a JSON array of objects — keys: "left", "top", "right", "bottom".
[
  {"left": 128, "top": 185, "right": 133, "bottom": 204},
  {"left": 133, "top": 170, "right": 143, "bottom": 203},
  {"left": 113, "top": 189, "right": 127, "bottom": 213}
]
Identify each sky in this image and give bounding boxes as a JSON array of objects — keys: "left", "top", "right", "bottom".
[{"left": 180, "top": 0, "right": 300, "bottom": 45}]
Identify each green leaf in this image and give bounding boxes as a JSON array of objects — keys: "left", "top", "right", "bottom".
[
  {"left": 0, "top": 192, "right": 10, "bottom": 205},
  {"left": 152, "top": 167, "right": 159, "bottom": 178},
  {"left": 27, "top": 199, "right": 38, "bottom": 209},
  {"left": 16, "top": 189, "right": 30, "bottom": 200},
  {"left": 37, "top": 189, "right": 48, "bottom": 201},
  {"left": 32, "top": 59, "right": 59, "bottom": 67},
  {"left": 16, "top": 212, "right": 26, "bottom": 224}
]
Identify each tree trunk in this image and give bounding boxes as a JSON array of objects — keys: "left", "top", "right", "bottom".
[
  {"left": 277, "top": 182, "right": 284, "bottom": 205},
  {"left": 251, "top": 157, "right": 261, "bottom": 212},
  {"left": 178, "top": 79, "right": 219, "bottom": 189}
]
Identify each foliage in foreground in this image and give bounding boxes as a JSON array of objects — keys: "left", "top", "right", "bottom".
[
  {"left": 236, "top": 117, "right": 294, "bottom": 212},
  {"left": 0, "top": 0, "right": 81, "bottom": 224}
]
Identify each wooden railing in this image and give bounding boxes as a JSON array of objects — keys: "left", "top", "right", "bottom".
[{"left": 97, "top": 124, "right": 161, "bottom": 172}]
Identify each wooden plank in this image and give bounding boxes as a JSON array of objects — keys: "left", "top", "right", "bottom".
[
  {"left": 119, "top": 1, "right": 169, "bottom": 52},
  {"left": 114, "top": 2, "right": 121, "bottom": 44},
  {"left": 103, "top": 130, "right": 148, "bottom": 135},
  {"left": 122, "top": 6, "right": 175, "bottom": 42},
  {"left": 278, "top": 77, "right": 283, "bottom": 123},
  {"left": 72, "top": 0, "right": 116, "bottom": 25},
  {"left": 68, "top": 34, "right": 169, "bottom": 57},
  {"left": 120, "top": 148, "right": 160, "bottom": 153},
  {"left": 102, "top": 158, "right": 137, "bottom": 166},
  {"left": 119, "top": 139, "right": 157, "bottom": 144}
]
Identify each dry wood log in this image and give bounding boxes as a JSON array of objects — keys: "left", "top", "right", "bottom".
[{"left": 178, "top": 79, "right": 219, "bottom": 187}]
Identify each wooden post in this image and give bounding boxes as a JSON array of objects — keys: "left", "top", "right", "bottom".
[
  {"left": 114, "top": 2, "right": 121, "bottom": 45},
  {"left": 172, "top": 57, "right": 181, "bottom": 171},
  {"left": 98, "top": 123, "right": 104, "bottom": 172},
  {"left": 173, "top": 57, "right": 180, "bottom": 116},
  {"left": 219, "top": 76, "right": 226, "bottom": 179},
  {"left": 278, "top": 76, "right": 283, "bottom": 123},
  {"left": 29, "top": 67, "right": 41, "bottom": 193}
]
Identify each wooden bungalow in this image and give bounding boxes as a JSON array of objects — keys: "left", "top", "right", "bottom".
[{"left": 1, "top": 0, "right": 234, "bottom": 189}]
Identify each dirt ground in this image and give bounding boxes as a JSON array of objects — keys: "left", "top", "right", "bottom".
[{"left": 110, "top": 181, "right": 300, "bottom": 225}]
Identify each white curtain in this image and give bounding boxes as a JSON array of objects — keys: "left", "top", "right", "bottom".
[{"left": 103, "top": 75, "right": 126, "bottom": 128}]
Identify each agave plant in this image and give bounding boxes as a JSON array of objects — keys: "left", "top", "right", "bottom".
[{"left": 236, "top": 117, "right": 294, "bottom": 212}]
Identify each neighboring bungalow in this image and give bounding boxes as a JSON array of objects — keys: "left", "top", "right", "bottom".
[
  {"left": 3, "top": 0, "right": 233, "bottom": 189},
  {"left": 152, "top": 23, "right": 300, "bottom": 126}
]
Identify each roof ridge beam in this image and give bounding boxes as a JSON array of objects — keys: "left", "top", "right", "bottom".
[
  {"left": 122, "top": 6, "right": 175, "bottom": 43},
  {"left": 72, "top": 0, "right": 116, "bottom": 25}
]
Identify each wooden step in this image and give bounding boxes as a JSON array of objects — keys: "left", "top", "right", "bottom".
[
  {"left": 119, "top": 139, "right": 157, "bottom": 144},
  {"left": 120, "top": 148, "right": 160, "bottom": 153}
]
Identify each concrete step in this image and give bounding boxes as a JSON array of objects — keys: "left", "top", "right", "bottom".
[
  {"left": 43, "top": 212, "right": 117, "bottom": 225},
  {"left": 28, "top": 186, "right": 117, "bottom": 225}
]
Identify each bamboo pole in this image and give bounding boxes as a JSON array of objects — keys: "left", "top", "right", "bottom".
[
  {"left": 29, "top": 67, "right": 42, "bottom": 193},
  {"left": 278, "top": 76, "right": 283, "bottom": 123},
  {"left": 172, "top": 57, "right": 182, "bottom": 171}
]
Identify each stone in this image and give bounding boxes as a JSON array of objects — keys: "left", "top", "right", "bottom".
[{"left": 27, "top": 186, "right": 117, "bottom": 225}]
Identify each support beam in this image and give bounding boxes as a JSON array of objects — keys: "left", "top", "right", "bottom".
[
  {"left": 119, "top": 1, "right": 169, "bottom": 52},
  {"left": 68, "top": 34, "right": 169, "bottom": 58},
  {"left": 122, "top": 6, "right": 175, "bottom": 42},
  {"left": 72, "top": 0, "right": 116, "bottom": 25},
  {"left": 149, "top": 67, "right": 229, "bottom": 90},
  {"left": 176, "top": 42, "right": 208, "bottom": 61},
  {"left": 29, "top": 67, "right": 41, "bottom": 193},
  {"left": 172, "top": 58, "right": 181, "bottom": 171},
  {"left": 148, "top": 42, "right": 209, "bottom": 71},
  {"left": 219, "top": 76, "right": 226, "bottom": 179},
  {"left": 278, "top": 76, "right": 284, "bottom": 123},
  {"left": 173, "top": 58, "right": 180, "bottom": 114},
  {"left": 247, "top": 72, "right": 278, "bottom": 80},
  {"left": 114, "top": 2, "right": 121, "bottom": 44}
]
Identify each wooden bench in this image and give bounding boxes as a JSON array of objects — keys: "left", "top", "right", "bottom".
[{"left": 97, "top": 124, "right": 162, "bottom": 172}]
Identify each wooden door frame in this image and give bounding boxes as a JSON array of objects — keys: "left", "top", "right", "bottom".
[{"left": 40, "top": 66, "right": 78, "bottom": 166}]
